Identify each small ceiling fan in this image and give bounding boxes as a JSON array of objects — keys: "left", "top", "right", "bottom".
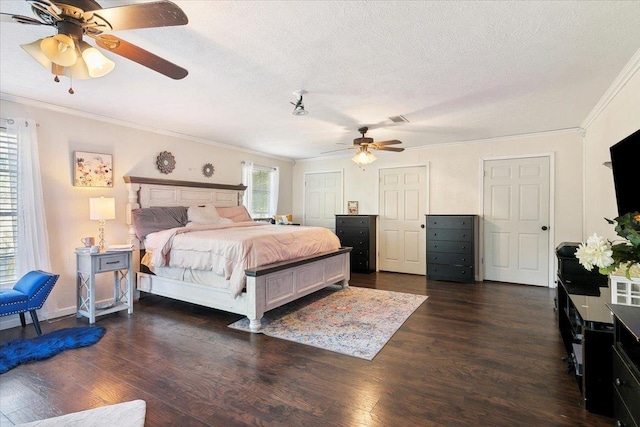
[
  {"left": 1, "top": 0, "right": 189, "bottom": 92},
  {"left": 323, "top": 126, "right": 405, "bottom": 166},
  {"left": 351, "top": 126, "right": 404, "bottom": 152}
]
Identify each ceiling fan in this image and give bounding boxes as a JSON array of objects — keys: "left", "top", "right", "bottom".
[
  {"left": 1, "top": 0, "right": 189, "bottom": 92},
  {"left": 324, "top": 126, "right": 405, "bottom": 165}
]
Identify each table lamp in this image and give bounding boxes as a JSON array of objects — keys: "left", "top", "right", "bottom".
[{"left": 89, "top": 197, "right": 115, "bottom": 251}]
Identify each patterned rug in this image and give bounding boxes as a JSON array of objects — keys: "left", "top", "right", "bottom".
[{"left": 228, "top": 285, "right": 427, "bottom": 360}]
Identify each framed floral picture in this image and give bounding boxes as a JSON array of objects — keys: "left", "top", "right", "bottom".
[{"left": 74, "top": 151, "right": 113, "bottom": 187}]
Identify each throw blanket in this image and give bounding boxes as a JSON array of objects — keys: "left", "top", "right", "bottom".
[{"left": 146, "top": 222, "right": 341, "bottom": 298}]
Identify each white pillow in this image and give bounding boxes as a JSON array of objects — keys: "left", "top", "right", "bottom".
[{"left": 187, "top": 204, "right": 221, "bottom": 225}]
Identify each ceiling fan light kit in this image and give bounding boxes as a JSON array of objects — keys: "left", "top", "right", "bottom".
[
  {"left": 351, "top": 146, "right": 377, "bottom": 165},
  {"left": 7, "top": 0, "right": 189, "bottom": 93}
]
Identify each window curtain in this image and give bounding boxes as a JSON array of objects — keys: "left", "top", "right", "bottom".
[
  {"left": 10, "top": 118, "right": 56, "bottom": 317},
  {"left": 241, "top": 161, "right": 253, "bottom": 210},
  {"left": 269, "top": 167, "right": 279, "bottom": 217}
]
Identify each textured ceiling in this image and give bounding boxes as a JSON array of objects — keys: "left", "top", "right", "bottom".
[{"left": 1, "top": 1, "right": 639, "bottom": 161}]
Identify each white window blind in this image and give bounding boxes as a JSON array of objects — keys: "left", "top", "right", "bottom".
[{"left": 0, "top": 124, "right": 18, "bottom": 285}]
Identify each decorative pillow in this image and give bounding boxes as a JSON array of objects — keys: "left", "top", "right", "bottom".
[
  {"left": 187, "top": 204, "right": 221, "bottom": 225},
  {"left": 131, "top": 206, "right": 188, "bottom": 240},
  {"left": 216, "top": 205, "right": 253, "bottom": 222}
]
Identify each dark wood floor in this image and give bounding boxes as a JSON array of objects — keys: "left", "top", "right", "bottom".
[{"left": 0, "top": 273, "right": 614, "bottom": 426}]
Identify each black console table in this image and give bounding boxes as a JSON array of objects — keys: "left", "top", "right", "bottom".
[
  {"left": 556, "top": 277, "right": 614, "bottom": 416},
  {"left": 609, "top": 304, "right": 640, "bottom": 427}
]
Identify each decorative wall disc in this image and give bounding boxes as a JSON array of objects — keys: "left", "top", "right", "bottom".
[
  {"left": 156, "top": 151, "right": 176, "bottom": 174},
  {"left": 202, "top": 163, "right": 214, "bottom": 177}
]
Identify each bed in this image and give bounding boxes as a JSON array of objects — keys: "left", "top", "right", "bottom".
[{"left": 123, "top": 176, "right": 351, "bottom": 332}]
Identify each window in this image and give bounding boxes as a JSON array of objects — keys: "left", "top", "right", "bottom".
[
  {"left": 0, "top": 125, "right": 18, "bottom": 285},
  {"left": 242, "top": 162, "right": 279, "bottom": 219}
]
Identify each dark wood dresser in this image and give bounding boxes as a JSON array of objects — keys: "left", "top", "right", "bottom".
[
  {"left": 425, "top": 214, "right": 478, "bottom": 283},
  {"left": 609, "top": 304, "right": 640, "bottom": 426},
  {"left": 335, "top": 215, "right": 377, "bottom": 273}
]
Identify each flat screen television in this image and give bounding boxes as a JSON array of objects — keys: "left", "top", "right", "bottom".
[{"left": 609, "top": 128, "right": 640, "bottom": 216}]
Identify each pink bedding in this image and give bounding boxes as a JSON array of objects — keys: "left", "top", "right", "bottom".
[{"left": 144, "top": 222, "right": 341, "bottom": 297}]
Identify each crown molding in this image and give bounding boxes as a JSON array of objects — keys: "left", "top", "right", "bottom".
[
  {"left": 580, "top": 47, "right": 640, "bottom": 130},
  {"left": 0, "top": 93, "right": 294, "bottom": 163}
]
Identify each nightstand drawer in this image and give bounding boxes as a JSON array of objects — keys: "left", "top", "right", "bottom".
[{"left": 97, "top": 253, "right": 129, "bottom": 272}]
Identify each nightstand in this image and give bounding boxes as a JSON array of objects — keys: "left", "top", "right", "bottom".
[{"left": 76, "top": 250, "right": 133, "bottom": 324}]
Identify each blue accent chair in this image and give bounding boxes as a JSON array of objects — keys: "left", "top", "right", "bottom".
[{"left": 0, "top": 270, "right": 59, "bottom": 335}]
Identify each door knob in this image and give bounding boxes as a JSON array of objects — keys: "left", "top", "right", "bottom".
[
  {"left": 420, "top": 224, "right": 425, "bottom": 229},
  {"left": 542, "top": 226, "right": 548, "bottom": 231}
]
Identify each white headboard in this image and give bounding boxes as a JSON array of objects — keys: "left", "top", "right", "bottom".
[{"left": 123, "top": 176, "right": 247, "bottom": 246}]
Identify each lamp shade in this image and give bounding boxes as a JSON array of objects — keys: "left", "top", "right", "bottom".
[
  {"left": 21, "top": 39, "right": 53, "bottom": 70},
  {"left": 89, "top": 197, "right": 115, "bottom": 220},
  {"left": 81, "top": 44, "right": 115, "bottom": 78},
  {"left": 40, "top": 34, "right": 77, "bottom": 66},
  {"left": 351, "top": 147, "right": 377, "bottom": 165}
]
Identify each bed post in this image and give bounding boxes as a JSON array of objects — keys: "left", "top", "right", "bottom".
[
  {"left": 245, "top": 276, "right": 266, "bottom": 332},
  {"left": 125, "top": 181, "right": 142, "bottom": 292}
]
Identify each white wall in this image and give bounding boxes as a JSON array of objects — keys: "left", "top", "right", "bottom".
[
  {"left": 293, "top": 130, "right": 585, "bottom": 251},
  {"left": 583, "top": 66, "right": 640, "bottom": 240},
  {"left": 0, "top": 99, "right": 294, "bottom": 324}
]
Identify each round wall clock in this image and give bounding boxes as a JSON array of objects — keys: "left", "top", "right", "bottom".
[
  {"left": 202, "top": 163, "right": 214, "bottom": 177},
  {"left": 156, "top": 151, "right": 176, "bottom": 174}
]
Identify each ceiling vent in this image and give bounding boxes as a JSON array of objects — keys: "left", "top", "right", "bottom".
[{"left": 388, "top": 115, "right": 409, "bottom": 123}]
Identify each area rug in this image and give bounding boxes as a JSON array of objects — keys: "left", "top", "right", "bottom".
[
  {"left": 16, "top": 399, "right": 146, "bottom": 427},
  {"left": 229, "top": 286, "right": 427, "bottom": 360},
  {"left": 0, "top": 326, "right": 106, "bottom": 374}
]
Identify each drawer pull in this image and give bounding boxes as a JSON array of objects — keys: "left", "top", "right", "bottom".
[
  {"left": 105, "top": 261, "right": 120, "bottom": 265},
  {"left": 615, "top": 377, "right": 625, "bottom": 387}
]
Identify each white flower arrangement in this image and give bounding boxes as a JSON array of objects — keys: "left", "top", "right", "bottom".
[
  {"left": 575, "top": 233, "right": 614, "bottom": 271},
  {"left": 575, "top": 212, "right": 640, "bottom": 279}
]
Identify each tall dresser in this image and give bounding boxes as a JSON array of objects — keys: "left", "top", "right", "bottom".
[
  {"left": 335, "top": 215, "right": 377, "bottom": 273},
  {"left": 425, "top": 214, "right": 478, "bottom": 283}
]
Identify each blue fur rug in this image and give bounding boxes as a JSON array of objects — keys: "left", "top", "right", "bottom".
[{"left": 0, "top": 326, "right": 106, "bottom": 374}]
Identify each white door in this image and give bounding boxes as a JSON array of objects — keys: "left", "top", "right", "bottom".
[
  {"left": 304, "top": 171, "right": 342, "bottom": 232},
  {"left": 378, "top": 166, "right": 427, "bottom": 275},
  {"left": 483, "top": 157, "right": 550, "bottom": 286}
]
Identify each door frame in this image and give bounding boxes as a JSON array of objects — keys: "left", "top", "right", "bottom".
[
  {"left": 377, "top": 163, "right": 430, "bottom": 274},
  {"left": 479, "top": 152, "right": 556, "bottom": 287},
  {"left": 302, "top": 169, "right": 344, "bottom": 226}
]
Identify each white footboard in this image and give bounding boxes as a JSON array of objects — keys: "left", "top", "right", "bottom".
[{"left": 137, "top": 248, "right": 351, "bottom": 332}]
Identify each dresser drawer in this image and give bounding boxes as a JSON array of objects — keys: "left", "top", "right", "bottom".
[
  {"left": 613, "top": 346, "right": 640, "bottom": 422},
  {"left": 427, "top": 263, "right": 474, "bottom": 282},
  {"left": 351, "top": 257, "right": 370, "bottom": 271},
  {"left": 336, "top": 228, "right": 370, "bottom": 240},
  {"left": 428, "top": 252, "right": 473, "bottom": 266},
  {"left": 336, "top": 216, "right": 371, "bottom": 228},
  {"left": 96, "top": 253, "right": 129, "bottom": 272},
  {"left": 427, "top": 240, "right": 473, "bottom": 255},
  {"left": 426, "top": 228, "right": 473, "bottom": 242},
  {"left": 613, "top": 389, "right": 639, "bottom": 427},
  {"left": 426, "top": 215, "right": 473, "bottom": 230}
]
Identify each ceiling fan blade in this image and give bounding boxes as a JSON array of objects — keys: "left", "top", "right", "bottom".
[
  {"left": 0, "top": 12, "right": 45, "bottom": 25},
  {"left": 88, "top": 1, "right": 188, "bottom": 31},
  {"left": 321, "top": 147, "right": 354, "bottom": 154},
  {"left": 93, "top": 34, "right": 188, "bottom": 79},
  {"left": 374, "top": 139, "right": 402, "bottom": 146},
  {"left": 373, "top": 146, "right": 405, "bottom": 152}
]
